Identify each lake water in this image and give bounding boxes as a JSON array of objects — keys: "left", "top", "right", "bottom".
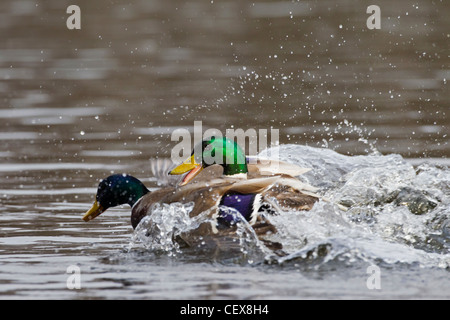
[{"left": 0, "top": 0, "right": 449, "bottom": 299}]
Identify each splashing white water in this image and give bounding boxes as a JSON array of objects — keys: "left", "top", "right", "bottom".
[
  {"left": 260, "top": 145, "right": 450, "bottom": 268},
  {"left": 130, "top": 202, "right": 200, "bottom": 255},
  {"left": 131, "top": 145, "right": 449, "bottom": 268}
]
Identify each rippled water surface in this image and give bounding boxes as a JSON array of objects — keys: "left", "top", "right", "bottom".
[{"left": 0, "top": 0, "right": 449, "bottom": 299}]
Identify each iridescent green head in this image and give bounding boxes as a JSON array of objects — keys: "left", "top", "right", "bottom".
[
  {"left": 169, "top": 136, "right": 247, "bottom": 185},
  {"left": 83, "top": 174, "right": 149, "bottom": 222}
]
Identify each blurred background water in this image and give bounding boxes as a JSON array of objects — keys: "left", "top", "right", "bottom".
[{"left": 0, "top": 0, "right": 449, "bottom": 299}]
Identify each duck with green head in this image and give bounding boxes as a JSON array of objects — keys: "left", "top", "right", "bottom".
[
  {"left": 83, "top": 137, "right": 319, "bottom": 249},
  {"left": 168, "top": 136, "right": 319, "bottom": 213},
  {"left": 168, "top": 136, "right": 314, "bottom": 183},
  {"left": 169, "top": 136, "right": 248, "bottom": 185}
]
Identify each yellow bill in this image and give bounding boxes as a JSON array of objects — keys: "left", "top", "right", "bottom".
[
  {"left": 83, "top": 200, "right": 105, "bottom": 222},
  {"left": 168, "top": 154, "right": 203, "bottom": 186}
]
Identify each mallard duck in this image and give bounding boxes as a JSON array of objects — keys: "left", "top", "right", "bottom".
[
  {"left": 168, "top": 136, "right": 313, "bottom": 186},
  {"left": 83, "top": 137, "right": 319, "bottom": 251},
  {"left": 83, "top": 173, "right": 281, "bottom": 249}
]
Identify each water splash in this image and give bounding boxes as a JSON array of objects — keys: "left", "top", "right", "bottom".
[
  {"left": 129, "top": 145, "right": 449, "bottom": 269},
  {"left": 261, "top": 145, "right": 449, "bottom": 268},
  {"left": 129, "top": 202, "right": 199, "bottom": 255},
  {"left": 218, "top": 205, "right": 274, "bottom": 262},
  {"left": 129, "top": 202, "right": 271, "bottom": 262}
]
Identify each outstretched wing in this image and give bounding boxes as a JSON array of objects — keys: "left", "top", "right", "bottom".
[
  {"left": 150, "top": 158, "right": 181, "bottom": 187},
  {"left": 246, "top": 156, "right": 311, "bottom": 177}
]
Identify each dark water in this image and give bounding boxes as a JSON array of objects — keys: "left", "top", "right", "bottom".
[{"left": 0, "top": 0, "right": 449, "bottom": 299}]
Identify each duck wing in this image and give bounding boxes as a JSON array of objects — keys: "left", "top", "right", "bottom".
[
  {"left": 150, "top": 158, "right": 180, "bottom": 187},
  {"left": 246, "top": 156, "right": 311, "bottom": 177}
]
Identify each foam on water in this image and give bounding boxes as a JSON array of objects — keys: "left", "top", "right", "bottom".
[{"left": 264, "top": 145, "right": 449, "bottom": 268}]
